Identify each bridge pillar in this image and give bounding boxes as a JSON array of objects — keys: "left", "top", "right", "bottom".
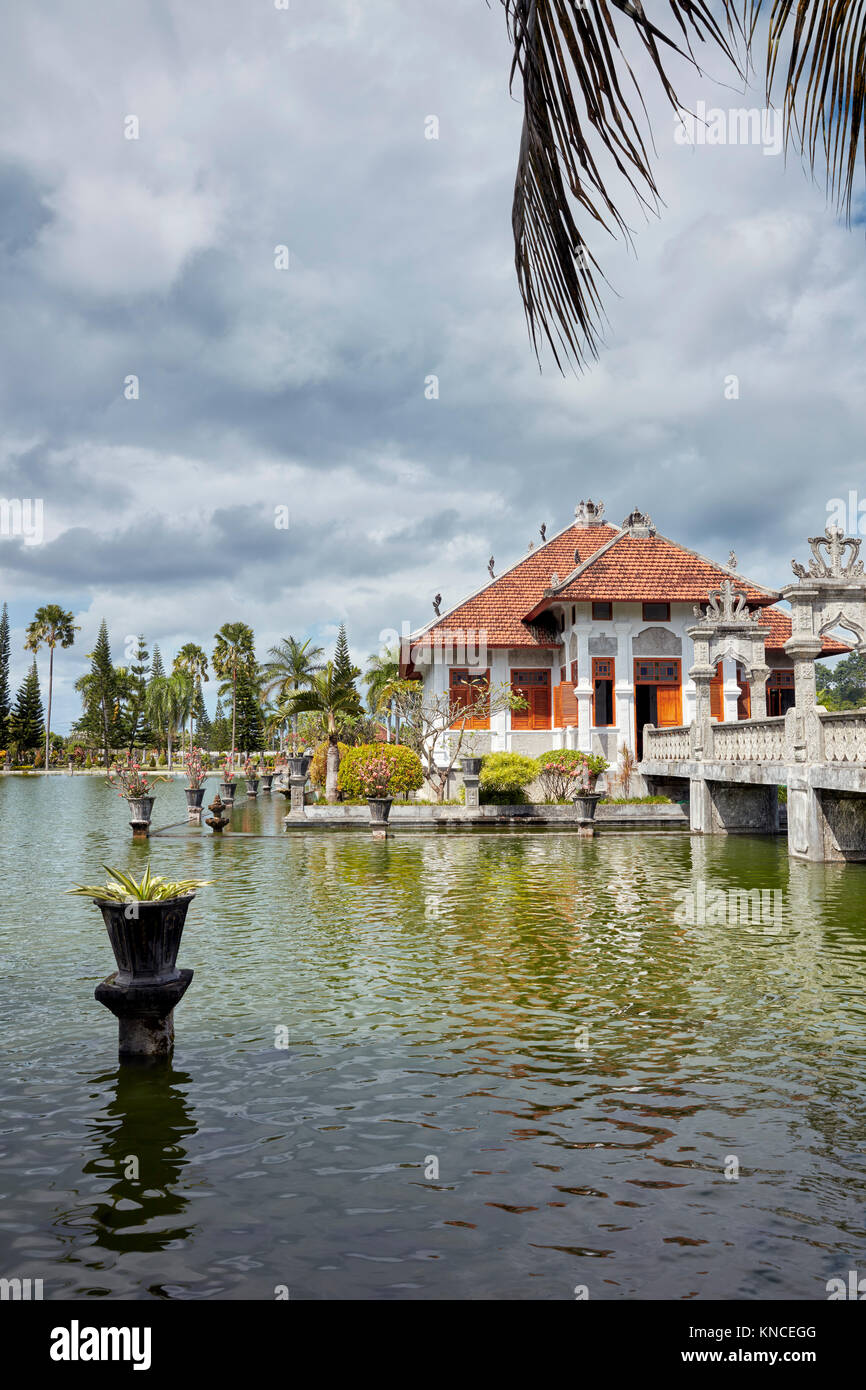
[
  {"left": 689, "top": 776, "right": 778, "bottom": 835},
  {"left": 689, "top": 777, "right": 714, "bottom": 833},
  {"left": 786, "top": 779, "right": 829, "bottom": 861}
]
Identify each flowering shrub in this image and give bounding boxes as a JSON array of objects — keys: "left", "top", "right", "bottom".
[
  {"left": 107, "top": 756, "right": 163, "bottom": 799},
  {"left": 356, "top": 756, "right": 394, "bottom": 799},
  {"left": 243, "top": 757, "right": 256, "bottom": 778},
  {"left": 535, "top": 749, "right": 608, "bottom": 799},
  {"left": 185, "top": 746, "right": 207, "bottom": 789},
  {"left": 337, "top": 744, "right": 424, "bottom": 798},
  {"left": 222, "top": 755, "right": 236, "bottom": 783}
]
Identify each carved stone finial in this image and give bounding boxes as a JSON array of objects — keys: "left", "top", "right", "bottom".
[
  {"left": 432, "top": 593, "right": 441, "bottom": 616},
  {"left": 791, "top": 524, "right": 864, "bottom": 581},
  {"left": 728, "top": 550, "right": 737, "bottom": 570},
  {"left": 698, "top": 578, "right": 757, "bottom": 625},
  {"left": 622, "top": 507, "right": 656, "bottom": 537},
  {"left": 550, "top": 572, "right": 560, "bottom": 588},
  {"left": 488, "top": 556, "right": 495, "bottom": 578},
  {"left": 527, "top": 539, "right": 535, "bottom": 551},
  {"left": 540, "top": 522, "right": 547, "bottom": 541},
  {"left": 575, "top": 498, "right": 605, "bottom": 526}
]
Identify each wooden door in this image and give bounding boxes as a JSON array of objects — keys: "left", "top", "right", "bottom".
[
  {"left": 656, "top": 684, "right": 681, "bottom": 727},
  {"left": 710, "top": 661, "right": 724, "bottom": 722}
]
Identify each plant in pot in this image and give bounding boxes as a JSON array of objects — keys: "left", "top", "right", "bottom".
[
  {"left": 107, "top": 756, "right": 166, "bottom": 827},
  {"left": 68, "top": 864, "right": 211, "bottom": 986},
  {"left": 460, "top": 733, "right": 484, "bottom": 777},
  {"left": 243, "top": 756, "right": 259, "bottom": 796},
  {"left": 219, "top": 754, "right": 237, "bottom": 804},
  {"left": 286, "top": 734, "right": 313, "bottom": 780},
  {"left": 570, "top": 753, "right": 609, "bottom": 822},
  {"left": 183, "top": 745, "right": 208, "bottom": 811},
  {"left": 358, "top": 755, "right": 394, "bottom": 824},
  {"left": 259, "top": 755, "right": 274, "bottom": 792}
]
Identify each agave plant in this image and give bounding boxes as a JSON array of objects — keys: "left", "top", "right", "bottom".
[{"left": 68, "top": 864, "right": 211, "bottom": 903}]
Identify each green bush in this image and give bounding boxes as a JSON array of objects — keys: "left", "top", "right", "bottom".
[
  {"left": 478, "top": 752, "right": 538, "bottom": 805},
  {"left": 338, "top": 743, "right": 424, "bottom": 798}
]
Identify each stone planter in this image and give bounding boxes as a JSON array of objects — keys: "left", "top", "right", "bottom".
[
  {"left": 571, "top": 791, "right": 602, "bottom": 822},
  {"left": 287, "top": 754, "right": 312, "bottom": 780},
  {"left": 184, "top": 787, "right": 205, "bottom": 809},
  {"left": 127, "top": 795, "right": 155, "bottom": 824},
  {"left": 96, "top": 893, "right": 194, "bottom": 987},
  {"left": 461, "top": 756, "right": 483, "bottom": 776},
  {"left": 260, "top": 773, "right": 274, "bottom": 792},
  {"left": 368, "top": 796, "right": 393, "bottom": 824},
  {"left": 246, "top": 777, "right": 260, "bottom": 796},
  {"left": 219, "top": 781, "right": 237, "bottom": 805}
]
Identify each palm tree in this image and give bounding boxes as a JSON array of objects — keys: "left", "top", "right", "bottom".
[
  {"left": 505, "top": 3, "right": 866, "bottom": 369},
  {"left": 24, "top": 605, "right": 79, "bottom": 769},
  {"left": 212, "top": 622, "right": 256, "bottom": 767},
  {"left": 282, "top": 662, "right": 362, "bottom": 802},
  {"left": 145, "top": 670, "right": 191, "bottom": 770},
  {"left": 173, "top": 643, "right": 209, "bottom": 753},
  {"left": 363, "top": 646, "right": 401, "bottom": 742},
  {"left": 260, "top": 636, "right": 324, "bottom": 746}
]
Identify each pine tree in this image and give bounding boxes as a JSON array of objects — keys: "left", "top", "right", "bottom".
[
  {"left": 211, "top": 697, "right": 231, "bottom": 752},
  {"left": 8, "top": 660, "right": 45, "bottom": 757},
  {"left": 193, "top": 678, "right": 212, "bottom": 746},
  {"left": 0, "top": 603, "right": 10, "bottom": 745},
  {"left": 150, "top": 645, "right": 165, "bottom": 681},
  {"left": 234, "top": 668, "right": 264, "bottom": 753},
  {"left": 74, "top": 620, "right": 117, "bottom": 763},
  {"left": 333, "top": 623, "right": 356, "bottom": 688},
  {"left": 125, "top": 636, "right": 150, "bottom": 751}
]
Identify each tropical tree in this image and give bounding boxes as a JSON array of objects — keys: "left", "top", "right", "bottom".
[
  {"left": 282, "top": 661, "right": 363, "bottom": 802},
  {"left": 260, "top": 636, "right": 324, "bottom": 745},
  {"left": 24, "top": 604, "right": 78, "bottom": 769},
  {"left": 212, "top": 623, "right": 256, "bottom": 766},
  {"left": 363, "top": 645, "right": 402, "bottom": 741},
  {"left": 124, "top": 636, "right": 150, "bottom": 754},
  {"left": 173, "top": 643, "right": 209, "bottom": 751},
  {"left": 74, "top": 620, "right": 116, "bottom": 765},
  {"left": 0, "top": 603, "right": 11, "bottom": 745},
  {"left": 7, "top": 660, "right": 45, "bottom": 760},
  {"left": 503, "top": 3, "right": 866, "bottom": 369},
  {"left": 145, "top": 669, "right": 192, "bottom": 769}
]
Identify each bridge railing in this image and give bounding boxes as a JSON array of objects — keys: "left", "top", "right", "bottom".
[
  {"left": 642, "top": 725, "right": 691, "bottom": 761},
  {"left": 712, "top": 717, "right": 786, "bottom": 762},
  {"left": 818, "top": 709, "right": 866, "bottom": 763}
]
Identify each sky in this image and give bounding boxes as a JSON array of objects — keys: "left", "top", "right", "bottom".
[{"left": 1, "top": 0, "right": 864, "bottom": 731}]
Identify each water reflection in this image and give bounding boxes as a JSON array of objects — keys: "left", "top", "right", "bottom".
[{"left": 82, "top": 1065, "right": 196, "bottom": 1255}]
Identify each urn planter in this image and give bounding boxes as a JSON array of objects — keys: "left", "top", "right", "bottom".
[
  {"left": 219, "top": 781, "right": 237, "bottom": 805},
  {"left": 368, "top": 796, "right": 393, "bottom": 825},
  {"left": 461, "top": 756, "right": 483, "bottom": 776},
  {"left": 287, "top": 755, "right": 312, "bottom": 780},
  {"left": 127, "top": 796, "right": 155, "bottom": 837},
  {"left": 571, "top": 791, "right": 602, "bottom": 822},
  {"left": 260, "top": 773, "right": 274, "bottom": 793},
  {"left": 96, "top": 893, "right": 194, "bottom": 986},
  {"left": 246, "top": 777, "right": 260, "bottom": 797},
  {"left": 185, "top": 787, "right": 205, "bottom": 810}
]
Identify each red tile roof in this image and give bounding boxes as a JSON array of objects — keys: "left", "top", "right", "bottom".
[
  {"left": 758, "top": 606, "right": 850, "bottom": 655},
  {"left": 411, "top": 523, "right": 620, "bottom": 652},
  {"left": 548, "top": 533, "right": 777, "bottom": 606}
]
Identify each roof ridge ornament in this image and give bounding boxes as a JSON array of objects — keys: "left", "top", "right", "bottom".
[
  {"left": 792, "top": 524, "right": 864, "bottom": 580},
  {"left": 574, "top": 498, "right": 605, "bottom": 526},
  {"left": 694, "top": 577, "right": 757, "bottom": 625},
  {"left": 622, "top": 507, "right": 656, "bottom": 537}
]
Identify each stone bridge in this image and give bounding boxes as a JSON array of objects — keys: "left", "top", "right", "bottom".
[{"left": 639, "top": 523, "right": 866, "bottom": 862}]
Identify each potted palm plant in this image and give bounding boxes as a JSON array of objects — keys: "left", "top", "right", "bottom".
[
  {"left": 570, "top": 753, "right": 608, "bottom": 822},
  {"left": 358, "top": 755, "right": 394, "bottom": 824},
  {"left": 68, "top": 865, "right": 210, "bottom": 986},
  {"left": 219, "top": 754, "right": 237, "bottom": 804},
  {"left": 244, "top": 756, "right": 259, "bottom": 796},
  {"left": 184, "top": 746, "right": 207, "bottom": 812}
]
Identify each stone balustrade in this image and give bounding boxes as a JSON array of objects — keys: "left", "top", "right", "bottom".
[
  {"left": 643, "top": 725, "right": 691, "bottom": 760},
  {"left": 819, "top": 709, "right": 866, "bottom": 763},
  {"left": 711, "top": 716, "right": 787, "bottom": 762}
]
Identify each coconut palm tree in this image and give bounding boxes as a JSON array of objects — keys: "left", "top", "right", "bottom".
[
  {"left": 24, "top": 605, "right": 79, "bottom": 769},
  {"left": 212, "top": 622, "right": 256, "bottom": 767},
  {"left": 363, "top": 646, "right": 401, "bottom": 742},
  {"left": 145, "top": 670, "right": 191, "bottom": 770},
  {"left": 504, "top": 2, "right": 866, "bottom": 369},
  {"left": 260, "top": 636, "right": 324, "bottom": 747},
  {"left": 173, "top": 643, "right": 209, "bottom": 753},
  {"left": 282, "top": 661, "right": 362, "bottom": 802}
]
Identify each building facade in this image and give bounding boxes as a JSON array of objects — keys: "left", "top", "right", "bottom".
[{"left": 406, "top": 501, "right": 846, "bottom": 769}]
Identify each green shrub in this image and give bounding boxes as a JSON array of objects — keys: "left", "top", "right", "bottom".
[
  {"left": 158, "top": 753, "right": 167, "bottom": 767},
  {"left": 338, "top": 743, "right": 424, "bottom": 798},
  {"left": 309, "top": 740, "right": 351, "bottom": 788},
  {"left": 478, "top": 752, "right": 538, "bottom": 805}
]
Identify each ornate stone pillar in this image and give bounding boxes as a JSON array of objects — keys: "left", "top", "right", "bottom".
[
  {"left": 748, "top": 665, "right": 770, "bottom": 719},
  {"left": 574, "top": 627, "right": 593, "bottom": 752}
]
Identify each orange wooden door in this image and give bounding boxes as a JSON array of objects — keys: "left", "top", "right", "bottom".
[
  {"left": 656, "top": 685, "right": 681, "bottom": 726},
  {"left": 709, "top": 661, "right": 724, "bottom": 721}
]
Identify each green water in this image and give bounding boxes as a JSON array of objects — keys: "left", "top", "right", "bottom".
[{"left": 1, "top": 774, "right": 865, "bottom": 1300}]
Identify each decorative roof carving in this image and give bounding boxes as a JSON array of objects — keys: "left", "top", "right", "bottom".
[
  {"left": 791, "top": 525, "right": 864, "bottom": 581},
  {"left": 693, "top": 578, "right": 758, "bottom": 625},
  {"left": 574, "top": 498, "right": 605, "bottom": 526},
  {"left": 622, "top": 507, "right": 656, "bottom": 537}
]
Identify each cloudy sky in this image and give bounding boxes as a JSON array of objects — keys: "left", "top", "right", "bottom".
[{"left": 1, "top": 1, "right": 864, "bottom": 730}]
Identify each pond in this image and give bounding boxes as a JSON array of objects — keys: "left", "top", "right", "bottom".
[{"left": 1, "top": 774, "right": 865, "bottom": 1300}]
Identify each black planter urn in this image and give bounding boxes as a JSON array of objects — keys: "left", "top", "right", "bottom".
[
  {"left": 93, "top": 894, "right": 195, "bottom": 1058},
  {"left": 461, "top": 756, "right": 483, "bottom": 776},
  {"left": 287, "top": 754, "right": 313, "bottom": 779},
  {"left": 219, "top": 780, "right": 237, "bottom": 805},
  {"left": 246, "top": 777, "right": 260, "bottom": 796},
  {"left": 368, "top": 796, "right": 393, "bottom": 825},
  {"left": 571, "top": 791, "right": 602, "bottom": 823},
  {"left": 185, "top": 787, "right": 205, "bottom": 809},
  {"left": 260, "top": 773, "right": 273, "bottom": 792}
]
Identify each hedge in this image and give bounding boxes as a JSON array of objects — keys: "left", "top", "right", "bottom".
[
  {"left": 478, "top": 752, "right": 538, "bottom": 805},
  {"left": 337, "top": 743, "right": 424, "bottom": 798}
]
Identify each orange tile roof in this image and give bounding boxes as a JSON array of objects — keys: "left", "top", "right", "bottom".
[
  {"left": 758, "top": 606, "right": 850, "bottom": 655},
  {"left": 549, "top": 533, "right": 778, "bottom": 606},
  {"left": 411, "top": 523, "right": 620, "bottom": 651}
]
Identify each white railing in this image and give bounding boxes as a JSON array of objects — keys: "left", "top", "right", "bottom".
[
  {"left": 819, "top": 709, "right": 866, "bottom": 763},
  {"left": 643, "top": 725, "right": 690, "bottom": 760},
  {"left": 711, "top": 717, "right": 786, "bottom": 762}
]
